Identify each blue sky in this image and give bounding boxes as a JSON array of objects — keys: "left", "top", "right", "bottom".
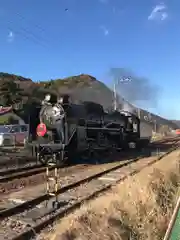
[{"left": 0, "top": 0, "right": 180, "bottom": 119}]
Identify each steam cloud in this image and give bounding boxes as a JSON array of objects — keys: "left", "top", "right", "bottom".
[
  {"left": 109, "top": 68, "right": 159, "bottom": 110},
  {"left": 121, "top": 101, "right": 135, "bottom": 113}
]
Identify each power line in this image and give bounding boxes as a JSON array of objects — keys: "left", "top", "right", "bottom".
[
  {"left": 6, "top": 26, "right": 48, "bottom": 49},
  {"left": 13, "top": 10, "right": 47, "bottom": 34},
  {"left": 1, "top": 20, "right": 51, "bottom": 49},
  {"left": 3, "top": 7, "right": 66, "bottom": 49},
  {"left": 0, "top": 8, "right": 53, "bottom": 49}
]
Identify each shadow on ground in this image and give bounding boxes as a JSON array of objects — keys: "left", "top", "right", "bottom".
[
  {"left": 0, "top": 139, "right": 177, "bottom": 168},
  {"left": 67, "top": 139, "right": 177, "bottom": 165}
]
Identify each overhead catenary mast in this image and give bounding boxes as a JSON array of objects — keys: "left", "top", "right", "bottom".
[
  {"left": 137, "top": 108, "right": 141, "bottom": 119},
  {"left": 113, "top": 81, "right": 117, "bottom": 111},
  {"left": 113, "top": 77, "right": 132, "bottom": 112}
]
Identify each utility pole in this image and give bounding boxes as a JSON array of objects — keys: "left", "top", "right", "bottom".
[
  {"left": 113, "top": 81, "right": 117, "bottom": 111},
  {"left": 154, "top": 120, "right": 157, "bottom": 133},
  {"left": 113, "top": 77, "right": 131, "bottom": 111},
  {"left": 137, "top": 108, "right": 141, "bottom": 119}
]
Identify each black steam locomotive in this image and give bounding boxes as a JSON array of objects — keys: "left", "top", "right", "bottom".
[{"left": 29, "top": 94, "right": 141, "bottom": 165}]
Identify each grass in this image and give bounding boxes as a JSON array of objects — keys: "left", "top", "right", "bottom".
[{"left": 43, "top": 149, "right": 180, "bottom": 240}]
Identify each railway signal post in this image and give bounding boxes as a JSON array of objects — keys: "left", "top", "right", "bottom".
[
  {"left": 36, "top": 122, "right": 64, "bottom": 209},
  {"left": 46, "top": 153, "right": 61, "bottom": 209}
]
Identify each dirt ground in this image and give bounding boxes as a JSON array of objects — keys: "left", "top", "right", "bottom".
[{"left": 42, "top": 149, "right": 180, "bottom": 240}]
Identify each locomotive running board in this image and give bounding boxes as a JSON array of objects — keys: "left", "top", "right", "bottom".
[
  {"left": 35, "top": 143, "right": 65, "bottom": 150},
  {"left": 86, "top": 127, "right": 123, "bottom": 132}
]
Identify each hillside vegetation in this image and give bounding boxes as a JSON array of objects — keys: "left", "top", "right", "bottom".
[{"left": 0, "top": 72, "right": 178, "bottom": 136}]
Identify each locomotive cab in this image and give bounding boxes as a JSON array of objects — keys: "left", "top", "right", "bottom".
[{"left": 119, "top": 110, "right": 140, "bottom": 149}]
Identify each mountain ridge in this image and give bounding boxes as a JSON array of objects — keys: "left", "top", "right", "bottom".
[{"left": 0, "top": 72, "right": 178, "bottom": 136}]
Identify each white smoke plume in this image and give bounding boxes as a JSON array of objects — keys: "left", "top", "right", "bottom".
[{"left": 121, "top": 101, "right": 134, "bottom": 113}]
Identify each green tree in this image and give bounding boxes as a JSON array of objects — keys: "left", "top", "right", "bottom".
[{"left": 0, "top": 80, "right": 23, "bottom": 107}]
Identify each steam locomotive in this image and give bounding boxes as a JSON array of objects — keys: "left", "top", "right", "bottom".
[{"left": 29, "top": 94, "right": 141, "bottom": 165}]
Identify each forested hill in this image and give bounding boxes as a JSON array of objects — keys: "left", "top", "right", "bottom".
[{"left": 0, "top": 72, "right": 178, "bottom": 132}]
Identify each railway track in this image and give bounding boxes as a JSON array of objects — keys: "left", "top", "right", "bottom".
[
  {"left": 0, "top": 163, "right": 92, "bottom": 191},
  {"left": 0, "top": 139, "right": 179, "bottom": 240},
  {"left": 0, "top": 165, "right": 54, "bottom": 183},
  {"left": 0, "top": 148, "right": 36, "bottom": 166},
  {"left": 0, "top": 136, "right": 177, "bottom": 184}
]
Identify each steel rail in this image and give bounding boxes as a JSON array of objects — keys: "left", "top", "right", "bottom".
[
  {"left": 0, "top": 165, "right": 55, "bottom": 183},
  {"left": 0, "top": 140, "right": 178, "bottom": 240},
  {"left": 11, "top": 143, "right": 179, "bottom": 240}
]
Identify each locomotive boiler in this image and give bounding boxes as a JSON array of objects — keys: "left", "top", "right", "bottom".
[{"left": 30, "top": 94, "right": 141, "bottom": 165}]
